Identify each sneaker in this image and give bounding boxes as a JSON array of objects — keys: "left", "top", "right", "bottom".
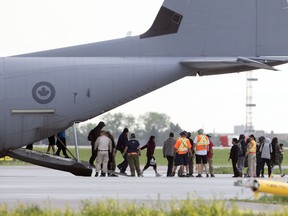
[
  {"left": 210, "top": 174, "right": 215, "bottom": 177},
  {"left": 89, "top": 164, "right": 96, "bottom": 168},
  {"left": 281, "top": 174, "right": 285, "bottom": 177},
  {"left": 171, "top": 172, "right": 175, "bottom": 177},
  {"left": 94, "top": 172, "right": 99, "bottom": 177},
  {"left": 196, "top": 174, "right": 202, "bottom": 177},
  {"left": 206, "top": 174, "right": 209, "bottom": 178}
]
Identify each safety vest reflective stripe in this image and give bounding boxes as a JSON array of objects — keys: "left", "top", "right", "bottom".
[
  {"left": 248, "top": 140, "right": 256, "bottom": 154},
  {"left": 196, "top": 144, "right": 207, "bottom": 151},
  {"left": 178, "top": 138, "right": 188, "bottom": 152},
  {"left": 195, "top": 135, "right": 208, "bottom": 152}
]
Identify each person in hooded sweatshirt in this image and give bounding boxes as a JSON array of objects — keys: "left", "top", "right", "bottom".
[
  {"left": 259, "top": 137, "right": 273, "bottom": 178},
  {"left": 88, "top": 121, "right": 106, "bottom": 167}
]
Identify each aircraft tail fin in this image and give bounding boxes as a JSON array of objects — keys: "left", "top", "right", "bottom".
[
  {"left": 17, "top": 0, "right": 288, "bottom": 58},
  {"left": 140, "top": 0, "right": 288, "bottom": 57}
]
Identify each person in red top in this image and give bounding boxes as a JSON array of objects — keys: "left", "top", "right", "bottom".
[
  {"left": 206, "top": 134, "right": 215, "bottom": 177},
  {"left": 171, "top": 131, "right": 192, "bottom": 177}
]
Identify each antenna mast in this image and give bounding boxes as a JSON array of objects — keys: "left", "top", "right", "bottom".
[{"left": 245, "top": 71, "right": 257, "bottom": 134}]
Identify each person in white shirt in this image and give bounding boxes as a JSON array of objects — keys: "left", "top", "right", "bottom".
[{"left": 94, "top": 131, "right": 112, "bottom": 177}]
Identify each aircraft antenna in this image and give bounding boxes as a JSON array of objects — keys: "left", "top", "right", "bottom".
[
  {"left": 126, "top": 31, "right": 132, "bottom": 37},
  {"left": 245, "top": 71, "right": 257, "bottom": 134}
]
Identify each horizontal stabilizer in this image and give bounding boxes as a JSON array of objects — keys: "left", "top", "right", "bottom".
[
  {"left": 180, "top": 56, "right": 287, "bottom": 76},
  {"left": 7, "top": 148, "right": 93, "bottom": 176},
  {"left": 237, "top": 57, "right": 277, "bottom": 71}
]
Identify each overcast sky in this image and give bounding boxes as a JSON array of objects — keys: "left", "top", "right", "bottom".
[{"left": 1, "top": 0, "right": 288, "bottom": 134}]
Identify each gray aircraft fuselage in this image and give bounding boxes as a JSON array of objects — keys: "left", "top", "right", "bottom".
[{"left": 0, "top": 55, "right": 194, "bottom": 155}]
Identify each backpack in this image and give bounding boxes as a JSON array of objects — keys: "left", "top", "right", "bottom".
[
  {"left": 237, "top": 142, "right": 243, "bottom": 156},
  {"left": 87, "top": 128, "right": 95, "bottom": 141}
]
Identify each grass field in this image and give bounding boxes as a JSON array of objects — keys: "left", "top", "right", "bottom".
[
  {"left": 0, "top": 199, "right": 287, "bottom": 215},
  {"left": 1, "top": 147, "right": 287, "bottom": 174}
]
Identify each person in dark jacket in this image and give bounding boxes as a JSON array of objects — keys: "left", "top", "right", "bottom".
[
  {"left": 116, "top": 128, "right": 129, "bottom": 173},
  {"left": 271, "top": 137, "right": 282, "bottom": 175},
  {"left": 88, "top": 121, "right": 106, "bottom": 167},
  {"left": 123, "top": 133, "right": 142, "bottom": 177},
  {"left": 237, "top": 134, "right": 246, "bottom": 177},
  {"left": 55, "top": 131, "right": 69, "bottom": 158},
  {"left": 256, "top": 136, "right": 265, "bottom": 177},
  {"left": 186, "top": 132, "right": 195, "bottom": 177},
  {"left": 106, "top": 131, "right": 117, "bottom": 176},
  {"left": 229, "top": 138, "right": 239, "bottom": 177},
  {"left": 141, "top": 135, "right": 161, "bottom": 177},
  {"left": 46, "top": 135, "right": 56, "bottom": 154}
]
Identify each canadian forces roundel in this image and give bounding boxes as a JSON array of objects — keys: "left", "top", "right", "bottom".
[{"left": 32, "top": 81, "right": 55, "bottom": 104}]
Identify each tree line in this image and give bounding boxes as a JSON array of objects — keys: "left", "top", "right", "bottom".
[{"left": 64, "top": 112, "right": 184, "bottom": 146}]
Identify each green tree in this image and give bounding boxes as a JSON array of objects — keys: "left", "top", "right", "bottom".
[
  {"left": 100, "top": 112, "right": 137, "bottom": 137},
  {"left": 64, "top": 112, "right": 184, "bottom": 147},
  {"left": 139, "top": 112, "right": 170, "bottom": 132},
  {"left": 137, "top": 112, "right": 181, "bottom": 145}
]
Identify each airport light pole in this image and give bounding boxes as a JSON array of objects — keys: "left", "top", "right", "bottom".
[{"left": 245, "top": 71, "right": 257, "bottom": 134}]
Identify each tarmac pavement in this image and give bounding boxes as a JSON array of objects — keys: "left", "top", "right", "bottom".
[{"left": 0, "top": 165, "right": 287, "bottom": 213}]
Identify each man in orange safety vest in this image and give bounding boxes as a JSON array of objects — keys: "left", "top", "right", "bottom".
[
  {"left": 194, "top": 129, "right": 210, "bottom": 177},
  {"left": 171, "top": 131, "right": 192, "bottom": 177}
]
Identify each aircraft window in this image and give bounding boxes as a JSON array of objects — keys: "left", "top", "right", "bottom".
[{"left": 140, "top": 6, "right": 183, "bottom": 39}]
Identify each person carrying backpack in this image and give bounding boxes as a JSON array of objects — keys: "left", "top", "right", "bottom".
[{"left": 87, "top": 121, "right": 106, "bottom": 167}]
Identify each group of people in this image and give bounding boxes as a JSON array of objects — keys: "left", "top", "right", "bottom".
[
  {"left": 88, "top": 122, "right": 161, "bottom": 177},
  {"left": 45, "top": 122, "right": 285, "bottom": 178},
  {"left": 229, "top": 134, "right": 285, "bottom": 178},
  {"left": 85, "top": 124, "right": 215, "bottom": 177},
  {"left": 163, "top": 129, "right": 214, "bottom": 177}
]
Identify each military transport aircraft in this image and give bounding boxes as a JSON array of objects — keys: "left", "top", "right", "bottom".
[{"left": 1, "top": 0, "right": 288, "bottom": 176}]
